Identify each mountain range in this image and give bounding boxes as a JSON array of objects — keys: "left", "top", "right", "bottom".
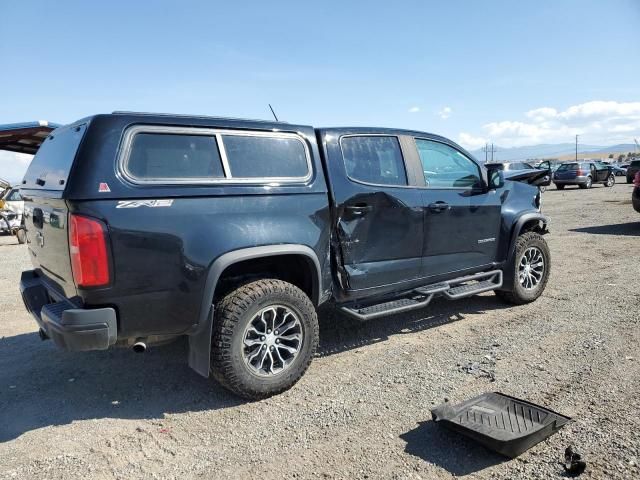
[{"left": 470, "top": 143, "right": 637, "bottom": 162}]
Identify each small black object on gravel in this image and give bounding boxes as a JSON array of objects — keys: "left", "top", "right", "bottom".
[{"left": 564, "top": 446, "right": 586, "bottom": 477}]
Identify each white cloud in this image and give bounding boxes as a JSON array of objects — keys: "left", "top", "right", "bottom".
[
  {"left": 458, "top": 100, "right": 640, "bottom": 149},
  {"left": 457, "top": 133, "right": 487, "bottom": 150},
  {"left": 408, "top": 106, "right": 420, "bottom": 113},
  {"left": 438, "top": 106, "right": 452, "bottom": 119},
  {"left": 0, "top": 151, "right": 34, "bottom": 183},
  {"left": 525, "top": 107, "right": 557, "bottom": 122}
]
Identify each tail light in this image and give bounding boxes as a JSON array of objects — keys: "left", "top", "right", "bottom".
[
  {"left": 634, "top": 171, "right": 640, "bottom": 187},
  {"left": 577, "top": 169, "right": 586, "bottom": 176},
  {"left": 69, "top": 214, "right": 110, "bottom": 287}
]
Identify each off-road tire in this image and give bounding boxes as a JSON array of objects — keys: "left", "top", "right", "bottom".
[
  {"left": 210, "top": 279, "right": 318, "bottom": 400},
  {"left": 16, "top": 229, "right": 26, "bottom": 244},
  {"left": 496, "top": 231, "right": 550, "bottom": 305},
  {"left": 555, "top": 184, "right": 565, "bottom": 190}
]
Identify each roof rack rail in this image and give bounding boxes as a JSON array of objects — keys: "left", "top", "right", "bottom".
[{"left": 110, "top": 111, "right": 286, "bottom": 124}]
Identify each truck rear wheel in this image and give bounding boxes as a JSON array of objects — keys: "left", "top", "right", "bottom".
[
  {"left": 496, "top": 232, "right": 550, "bottom": 305},
  {"left": 210, "top": 279, "right": 318, "bottom": 400}
]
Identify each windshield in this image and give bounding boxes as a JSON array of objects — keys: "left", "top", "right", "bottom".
[
  {"left": 512, "top": 162, "right": 533, "bottom": 170},
  {"left": 4, "top": 189, "right": 22, "bottom": 201}
]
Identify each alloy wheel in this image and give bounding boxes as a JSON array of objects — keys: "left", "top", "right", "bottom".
[
  {"left": 607, "top": 175, "right": 615, "bottom": 187},
  {"left": 518, "top": 247, "right": 545, "bottom": 290},
  {"left": 242, "top": 305, "right": 304, "bottom": 377}
]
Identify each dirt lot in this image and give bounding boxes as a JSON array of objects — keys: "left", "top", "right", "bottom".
[{"left": 1, "top": 183, "right": 638, "bottom": 479}]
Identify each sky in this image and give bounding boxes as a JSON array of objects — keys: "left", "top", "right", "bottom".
[{"left": 1, "top": 0, "right": 639, "bottom": 180}]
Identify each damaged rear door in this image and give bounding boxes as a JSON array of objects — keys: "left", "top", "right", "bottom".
[{"left": 320, "top": 131, "right": 423, "bottom": 291}]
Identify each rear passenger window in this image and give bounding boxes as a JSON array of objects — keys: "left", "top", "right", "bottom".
[
  {"left": 341, "top": 136, "right": 407, "bottom": 186},
  {"left": 221, "top": 135, "right": 309, "bottom": 178},
  {"left": 127, "top": 133, "right": 224, "bottom": 180}
]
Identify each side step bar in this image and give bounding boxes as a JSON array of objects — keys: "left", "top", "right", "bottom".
[{"left": 341, "top": 270, "right": 503, "bottom": 321}]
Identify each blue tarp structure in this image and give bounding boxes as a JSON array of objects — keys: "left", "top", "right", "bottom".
[{"left": 0, "top": 121, "right": 61, "bottom": 155}]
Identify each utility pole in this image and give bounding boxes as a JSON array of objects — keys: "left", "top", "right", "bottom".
[
  {"left": 575, "top": 134, "right": 579, "bottom": 162},
  {"left": 482, "top": 143, "right": 498, "bottom": 162}
]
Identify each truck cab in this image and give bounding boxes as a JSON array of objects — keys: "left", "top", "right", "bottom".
[{"left": 13, "top": 113, "right": 549, "bottom": 399}]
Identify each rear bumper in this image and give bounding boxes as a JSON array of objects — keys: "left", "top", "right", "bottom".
[
  {"left": 554, "top": 175, "right": 589, "bottom": 185},
  {"left": 20, "top": 270, "right": 117, "bottom": 351}
]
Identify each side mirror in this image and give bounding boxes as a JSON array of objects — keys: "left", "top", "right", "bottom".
[{"left": 486, "top": 165, "right": 505, "bottom": 190}]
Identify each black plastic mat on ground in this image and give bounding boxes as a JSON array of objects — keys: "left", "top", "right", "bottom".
[{"left": 431, "top": 392, "right": 571, "bottom": 458}]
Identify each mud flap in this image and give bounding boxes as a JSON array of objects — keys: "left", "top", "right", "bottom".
[
  {"left": 431, "top": 392, "right": 570, "bottom": 458},
  {"left": 188, "top": 306, "right": 214, "bottom": 378}
]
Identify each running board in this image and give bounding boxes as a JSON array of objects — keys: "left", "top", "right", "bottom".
[
  {"left": 340, "top": 270, "right": 503, "bottom": 321},
  {"left": 441, "top": 270, "right": 503, "bottom": 300}
]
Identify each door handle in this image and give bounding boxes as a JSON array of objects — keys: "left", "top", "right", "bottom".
[
  {"left": 428, "top": 202, "right": 450, "bottom": 213},
  {"left": 345, "top": 204, "right": 373, "bottom": 216}
]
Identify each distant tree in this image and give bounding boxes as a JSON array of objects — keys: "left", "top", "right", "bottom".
[
  {"left": 608, "top": 153, "right": 614, "bottom": 159},
  {"left": 618, "top": 154, "right": 625, "bottom": 162}
]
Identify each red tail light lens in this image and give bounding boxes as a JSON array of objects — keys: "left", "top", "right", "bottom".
[
  {"left": 634, "top": 171, "right": 640, "bottom": 187},
  {"left": 69, "top": 214, "right": 110, "bottom": 287},
  {"left": 577, "top": 169, "right": 586, "bottom": 176}
]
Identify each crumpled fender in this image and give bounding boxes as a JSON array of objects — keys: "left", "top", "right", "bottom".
[{"left": 501, "top": 212, "right": 548, "bottom": 290}]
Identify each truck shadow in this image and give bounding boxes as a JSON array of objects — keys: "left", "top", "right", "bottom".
[
  {"left": 317, "top": 294, "right": 510, "bottom": 357},
  {"left": 0, "top": 295, "right": 509, "bottom": 443},
  {"left": 0, "top": 335, "right": 243, "bottom": 442},
  {"left": 569, "top": 221, "right": 640, "bottom": 237},
  {"left": 400, "top": 420, "right": 506, "bottom": 475}
]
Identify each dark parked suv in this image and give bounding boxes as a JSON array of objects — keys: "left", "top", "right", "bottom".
[
  {"left": 627, "top": 159, "right": 640, "bottom": 184},
  {"left": 632, "top": 172, "right": 640, "bottom": 213},
  {"left": 553, "top": 161, "right": 615, "bottom": 189},
  {"left": 17, "top": 112, "right": 550, "bottom": 399}
]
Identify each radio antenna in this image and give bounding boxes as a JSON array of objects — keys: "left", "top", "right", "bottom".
[{"left": 268, "top": 104, "right": 279, "bottom": 122}]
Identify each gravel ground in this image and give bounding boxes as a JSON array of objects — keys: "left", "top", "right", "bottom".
[{"left": 0, "top": 182, "right": 639, "bottom": 479}]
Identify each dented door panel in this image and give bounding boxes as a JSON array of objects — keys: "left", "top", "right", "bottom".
[{"left": 336, "top": 190, "right": 423, "bottom": 290}]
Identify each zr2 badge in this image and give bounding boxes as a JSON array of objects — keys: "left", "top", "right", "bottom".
[{"left": 116, "top": 200, "right": 174, "bottom": 209}]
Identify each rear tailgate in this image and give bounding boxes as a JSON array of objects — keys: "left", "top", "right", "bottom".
[
  {"left": 554, "top": 164, "right": 580, "bottom": 180},
  {"left": 22, "top": 123, "right": 87, "bottom": 297}
]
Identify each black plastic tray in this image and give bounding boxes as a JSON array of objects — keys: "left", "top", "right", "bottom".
[{"left": 431, "top": 392, "right": 570, "bottom": 458}]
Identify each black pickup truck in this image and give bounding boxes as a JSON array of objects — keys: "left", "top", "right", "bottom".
[{"left": 17, "top": 112, "right": 549, "bottom": 399}]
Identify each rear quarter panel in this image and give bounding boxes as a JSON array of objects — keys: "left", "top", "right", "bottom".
[{"left": 77, "top": 193, "right": 330, "bottom": 338}]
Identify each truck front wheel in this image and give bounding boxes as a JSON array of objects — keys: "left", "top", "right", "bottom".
[
  {"left": 496, "top": 232, "right": 550, "bottom": 305},
  {"left": 210, "top": 279, "right": 318, "bottom": 400}
]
